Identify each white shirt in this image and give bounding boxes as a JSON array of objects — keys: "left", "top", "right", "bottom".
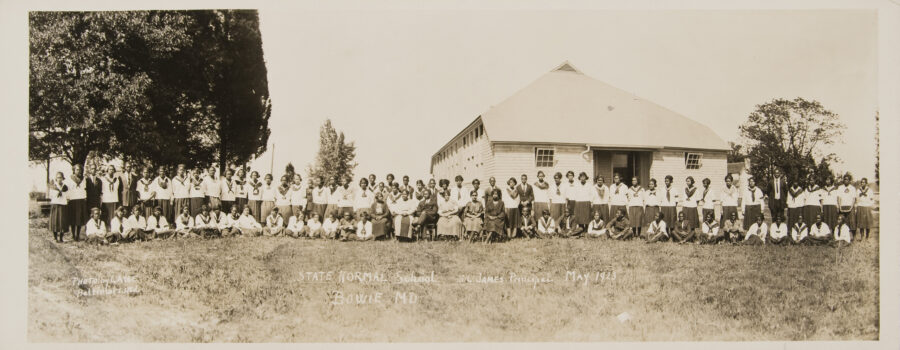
[
  {"left": 834, "top": 223, "right": 852, "bottom": 243},
  {"left": 791, "top": 223, "right": 808, "bottom": 241},
  {"left": 773, "top": 177, "right": 783, "bottom": 200},
  {"left": 591, "top": 184, "right": 608, "bottom": 205},
  {"left": 820, "top": 186, "right": 838, "bottom": 206},
  {"left": 698, "top": 187, "right": 716, "bottom": 209},
  {"left": 659, "top": 185, "right": 678, "bottom": 207},
  {"left": 648, "top": 220, "right": 667, "bottom": 236},
  {"left": 562, "top": 181, "right": 578, "bottom": 201},
  {"left": 49, "top": 181, "right": 68, "bottom": 205},
  {"left": 101, "top": 175, "right": 120, "bottom": 203},
  {"left": 769, "top": 222, "right": 788, "bottom": 239},
  {"left": 787, "top": 187, "right": 805, "bottom": 208},
  {"left": 233, "top": 178, "right": 248, "bottom": 199},
  {"left": 110, "top": 216, "right": 124, "bottom": 233},
  {"left": 742, "top": 186, "right": 764, "bottom": 209},
  {"left": 701, "top": 221, "right": 720, "bottom": 235},
  {"left": 85, "top": 218, "right": 106, "bottom": 237},
  {"left": 312, "top": 219, "right": 328, "bottom": 232},
  {"left": 856, "top": 186, "right": 874, "bottom": 207},
  {"left": 152, "top": 177, "right": 173, "bottom": 200},
  {"left": 219, "top": 178, "right": 237, "bottom": 201},
  {"left": 450, "top": 185, "right": 468, "bottom": 207},
  {"left": 549, "top": 182, "right": 567, "bottom": 204},
  {"left": 261, "top": 183, "right": 276, "bottom": 202},
  {"left": 574, "top": 182, "right": 593, "bottom": 202},
  {"left": 238, "top": 214, "right": 262, "bottom": 229},
  {"left": 266, "top": 214, "right": 284, "bottom": 228},
  {"left": 146, "top": 215, "right": 170, "bottom": 231},
  {"left": 356, "top": 221, "right": 374, "bottom": 239},
  {"left": 809, "top": 222, "right": 831, "bottom": 238},
  {"left": 203, "top": 175, "right": 221, "bottom": 197},
  {"left": 124, "top": 215, "right": 146, "bottom": 232},
  {"left": 194, "top": 214, "right": 216, "bottom": 228},
  {"left": 803, "top": 188, "right": 822, "bottom": 207},
  {"left": 246, "top": 180, "right": 264, "bottom": 201},
  {"left": 172, "top": 175, "right": 191, "bottom": 199},
  {"left": 608, "top": 183, "right": 629, "bottom": 206},
  {"left": 137, "top": 178, "right": 154, "bottom": 200},
  {"left": 287, "top": 216, "right": 306, "bottom": 231},
  {"left": 627, "top": 187, "right": 644, "bottom": 207},
  {"left": 681, "top": 186, "right": 699, "bottom": 208},
  {"left": 327, "top": 188, "right": 340, "bottom": 205},
  {"left": 502, "top": 187, "right": 520, "bottom": 209},
  {"left": 353, "top": 188, "right": 374, "bottom": 210},
  {"left": 394, "top": 199, "right": 417, "bottom": 216},
  {"left": 745, "top": 222, "right": 768, "bottom": 241},
  {"left": 836, "top": 184, "right": 857, "bottom": 208},
  {"left": 65, "top": 176, "right": 87, "bottom": 200},
  {"left": 537, "top": 217, "right": 556, "bottom": 234},
  {"left": 642, "top": 188, "right": 660, "bottom": 207},
  {"left": 312, "top": 186, "right": 329, "bottom": 205},
  {"left": 189, "top": 177, "right": 206, "bottom": 198},
  {"left": 533, "top": 181, "right": 550, "bottom": 203},
  {"left": 291, "top": 184, "right": 309, "bottom": 206},
  {"left": 720, "top": 185, "right": 740, "bottom": 207},
  {"left": 219, "top": 214, "right": 240, "bottom": 229},
  {"left": 175, "top": 215, "right": 194, "bottom": 230},
  {"left": 587, "top": 219, "right": 607, "bottom": 234},
  {"left": 274, "top": 186, "right": 292, "bottom": 206}
]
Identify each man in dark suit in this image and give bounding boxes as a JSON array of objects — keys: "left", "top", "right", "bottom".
[
  {"left": 517, "top": 173, "right": 534, "bottom": 211},
  {"left": 85, "top": 162, "right": 102, "bottom": 211},
  {"left": 766, "top": 167, "right": 788, "bottom": 222},
  {"left": 120, "top": 161, "right": 139, "bottom": 208}
]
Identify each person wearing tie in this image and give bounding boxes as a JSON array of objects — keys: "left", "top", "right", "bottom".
[
  {"left": 766, "top": 167, "right": 788, "bottom": 225},
  {"left": 741, "top": 177, "right": 764, "bottom": 231},
  {"left": 516, "top": 173, "right": 535, "bottom": 214},
  {"left": 119, "top": 161, "right": 139, "bottom": 209},
  {"left": 659, "top": 175, "right": 678, "bottom": 230}
]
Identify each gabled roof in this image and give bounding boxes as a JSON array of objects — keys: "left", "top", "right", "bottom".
[{"left": 478, "top": 61, "right": 729, "bottom": 151}]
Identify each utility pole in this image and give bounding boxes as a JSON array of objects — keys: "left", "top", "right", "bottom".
[{"left": 270, "top": 143, "right": 275, "bottom": 175}]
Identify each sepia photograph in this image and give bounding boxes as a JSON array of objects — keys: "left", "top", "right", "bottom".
[{"left": 6, "top": 0, "right": 899, "bottom": 346}]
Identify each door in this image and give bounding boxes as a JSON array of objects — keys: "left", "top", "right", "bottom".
[{"left": 594, "top": 150, "right": 651, "bottom": 186}]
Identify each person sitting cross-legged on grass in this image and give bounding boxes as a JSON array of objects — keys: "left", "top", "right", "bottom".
[
  {"left": 559, "top": 207, "right": 584, "bottom": 238},
  {"left": 84, "top": 207, "right": 108, "bottom": 245},
  {"left": 107, "top": 206, "right": 126, "bottom": 244},
  {"left": 343, "top": 211, "right": 374, "bottom": 241},
  {"left": 670, "top": 211, "right": 694, "bottom": 243},
  {"left": 645, "top": 212, "right": 668, "bottom": 243},
  {"left": 586, "top": 210, "right": 607, "bottom": 238},
  {"left": 174, "top": 206, "right": 195, "bottom": 238},
  {"left": 238, "top": 206, "right": 263, "bottom": 237},
  {"left": 147, "top": 206, "right": 175, "bottom": 239},
  {"left": 262, "top": 207, "right": 284, "bottom": 237},
  {"left": 192, "top": 205, "right": 220, "bottom": 238},
  {"left": 832, "top": 214, "right": 852, "bottom": 246},
  {"left": 337, "top": 211, "right": 356, "bottom": 240},
  {"left": 219, "top": 206, "right": 242, "bottom": 237},
  {"left": 721, "top": 211, "right": 743, "bottom": 244},
  {"left": 286, "top": 211, "right": 309, "bottom": 238},
  {"left": 606, "top": 208, "right": 631, "bottom": 240},
  {"left": 698, "top": 212, "right": 723, "bottom": 244},
  {"left": 536, "top": 209, "right": 557, "bottom": 239},
  {"left": 123, "top": 205, "right": 150, "bottom": 242},
  {"left": 767, "top": 215, "right": 790, "bottom": 245},
  {"left": 790, "top": 214, "right": 809, "bottom": 244},
  {"left": 308, "top": 213, "right": 327, "bottom": 239},
  {"left": 742, "top": 214, "right": 767, "bottom": 245},
  {"left": 807, "top": 214, "right": 832, "bottom": 245},
  {"left": 519, "top": 206, "right": 537, "bottom": 239}
]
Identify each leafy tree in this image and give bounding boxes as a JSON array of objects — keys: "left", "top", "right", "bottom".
[
  {"left": 738, "top": 97, "right": 844, "bottom": 188},
  {"left": 726, "top": 141, "right": 746, "bottom": 163},
  {"left": 307, "top": 119, "right": 357, "bottom": 183},
  {"left": 284, "top": 162, "right": 295, "bottom": 179}
]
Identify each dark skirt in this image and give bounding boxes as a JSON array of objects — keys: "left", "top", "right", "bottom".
[
  {"left": 592, "top": 204, "right": 610, "bottom": 223},
  {"left": 505, "top": 207, "right": 520, "bottom": 229},
  {"left": 787, "top": 207, "right": 802, "bottom": 231},
  {"left": 533, "top": 202, "right": 550, "bottom": 219},
  {"left": 721, "top": 206, "right": 738, "bottom": 225},
  {"left": 550, "top": 203, "right": 566, "bottom": 222},
  {"left": 803, "top": 205, "right": 821, "bottom": 226},
  {"left": 371, "top": 218, "right": 389, "bottom": 237},
  {"left": 660, "top": 206, "right": 677, "bottom": 230},
  {"left": 103, "top": 202, "right": 118, "bottom": 223},
  {"left": 159, "top": 199, "right": 174, "bottom": 221},
  {"left": 324, "top": 204, "right": 338, "bottom": 219},
  {"left": 484, "top": 215, "right": 505, "bottom": 233},
  {"left": 309, "top": 203, "right": 327, "bottom": 221},
  {"left": 609, "top": 205, "right": 626, "bottom": 221},
  {"left": 190, "top": 197, "right": 205, "bottom": 216},
  {"left": 248, "top": 200, "right": 263, "bottom": 222},
  {"left": 220, "top": 200, "right": 234, "bottom": 216},
  {"left": 643, "top": 206, "right": 660, "bottom": 228},
  {"left": 743, "top": 204, "right": 761, "bottom": 231},
  {"left": 822, "top": 205, "right": 838, "bottom": 230},
  {"left": 67, "top": 199, "right": 88, "bottom": 227},
  {"left": 855, "top": 206, "right": 873, "bottom": 229},
  {"left": 50, "top": 204, "right": 68, "bottom": 232},
  {"left": 174, "top": 198, "right": 191, "bottom": 220},
  {"left": 574, "top": 201, "right": 591, "bottom": 226},
  {"left": 463, "top": 216, "right": 483, "bottom": 232},
  {"left": 276, "top": 205, "right": 293, "bottom": 219},
  {"left": 261, "top": 201, "right": 276, "bottom": 221},
  {"left": 566, "top": 200, "right": 576, "bottom": 216},
  {"left": 682, "top": 207, "right": 700, "bottom": 231},
  {"left": 207, "top": 196, "right": 221, "bottom": 210},
  {"left": 627, "top": 206, "right": 644, "bottom": 229},
  {"left": 235, "top": 197, "right": 248, "bottom": 212}
]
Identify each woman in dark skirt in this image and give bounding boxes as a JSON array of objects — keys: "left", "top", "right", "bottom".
[
  {"left": 369, "top": 192, "right": 391, "bottom": 239},
  {"left": 591, "top": 175, "right": 609, "bottom": 223},
  {"left": 786, "top": 177, "right": 805, "bottom": 232},
  {"left": 626, "top": 176, "right": 645, "bottom": 236},
  {"left": 802, "top": 175, "right": 822, "bottom": 227},
  {"left": 642, "top": 179, "right": 661, "bottom": 231},
  {"left": 742, "top": 177, "right": 764, "bottom": 231},
  {"left": 720, "top": 175, "right": 739, "bottom": 225},
  {"left": 574, "top": 172, "right": 592, "bottom": 227},
  {"left": 413, "top": 189, "right": 438, "bottom": 238},
  {"left": 49, "top": 172, "right": 70, "bottom": 243},
  {"left": 682, "top": 176, "right": 700, "bottom": 230},
  {"left": 855, "top": 178, "right": 874, "bottom": 239},
  {"left": 189, "top": 169, "right": 206, "bottom": 217},
  {"left": 821, "top": 177, "right": 839, "bottom": 230},
  {"left": 66, "top": 164, "right": 88, "bottom": 241},
  {"left": 503, "top": 178, "right": 521, "bottom": 239},
  {"left": 483, "top": 189, "right": 507, "bottom": 243}
]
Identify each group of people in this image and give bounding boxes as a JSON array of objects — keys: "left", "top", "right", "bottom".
[{"left": 45, "top": 162, "right": 874, "bottom": 246}]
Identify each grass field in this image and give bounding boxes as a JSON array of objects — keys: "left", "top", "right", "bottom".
[{"left": 28, "top": 212, "right": 879, "bottom": 342}]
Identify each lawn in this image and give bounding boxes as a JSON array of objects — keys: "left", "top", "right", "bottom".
[{"left": 27, "top": 214, "right": 879, "bottom": 342}]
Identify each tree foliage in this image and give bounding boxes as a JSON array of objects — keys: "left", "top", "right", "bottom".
[
  {"left": 307, "top": 119, "right": 357, "bottom": 182},
  {"left": 29, "top": 10, "right": 271, "bottom": 171},
  {"left": 726, "top": 142, "right": 746, "bottom": 163},
  {"left": 738, "top": 97, "right": 845, "bottom": 187}
]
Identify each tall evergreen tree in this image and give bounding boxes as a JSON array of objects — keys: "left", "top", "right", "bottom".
[{"left": 307, "top": 119, "right": 357, "bottom": 182}]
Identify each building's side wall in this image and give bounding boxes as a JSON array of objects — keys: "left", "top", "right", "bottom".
[
  {"left": 430, "top": 121, "right": 492, "bottom": 183},
  {"left": 649, "top": 149, "right": 728, "bottom": 192},
  {"left": 489, "top": 144, "right": 593, "bottom": 184}
]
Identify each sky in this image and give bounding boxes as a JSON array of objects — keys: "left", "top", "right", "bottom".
[
  {"left": 248, "top": 8, "right": 878, "bottom": 182},
  {"left": 28, "top": 8, "right": 879, "bottom": 189}
]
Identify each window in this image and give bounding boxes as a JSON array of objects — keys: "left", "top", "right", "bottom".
[
  {"left": 535, "top": 148, "right": 555, "bottom": 167},
  {"left": 684, "top": 152, "right": 703, "bottom": 169}
]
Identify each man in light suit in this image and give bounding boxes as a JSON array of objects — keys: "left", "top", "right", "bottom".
[{"left": 766, "top": 167, "right": 788, "bottom": 223}]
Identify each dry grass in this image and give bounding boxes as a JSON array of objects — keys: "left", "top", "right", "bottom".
[{"left": 28, "top": 212, "right": 879, "bottom": 342}]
